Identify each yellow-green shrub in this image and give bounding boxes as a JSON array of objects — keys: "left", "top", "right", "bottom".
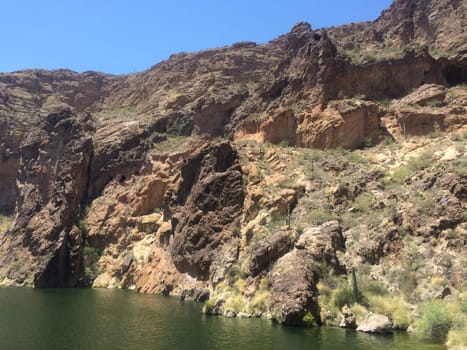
[
  {"left": 415, "top": 300, "right": 456, "bottom": 343},
  {"left": 367, "top": 294, "right": 413, "bottom": 330}
]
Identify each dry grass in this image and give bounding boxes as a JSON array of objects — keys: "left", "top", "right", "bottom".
[
  {"left": 367, "top": 294, "right": 413, "bottom": 330},
  {"left": 0, "top": 214, "right": 13, "bottom": 234}
]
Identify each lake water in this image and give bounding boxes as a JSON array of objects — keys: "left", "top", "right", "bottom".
[{"left": 0, "top": 288, "right": 445, "bottom": 350}]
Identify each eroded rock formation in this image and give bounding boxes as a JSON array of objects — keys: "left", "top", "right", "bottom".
[{"left": 0, "top": 0, "right": 466, "bottom": 331}]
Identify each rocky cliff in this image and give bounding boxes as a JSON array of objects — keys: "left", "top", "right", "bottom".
[{"left": 0, "top": 0, "right": 466, "bottom": 343}]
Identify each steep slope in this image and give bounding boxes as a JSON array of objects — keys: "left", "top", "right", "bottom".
[{"left": 0, "top": 0, "right": 466, "bottom": 342}]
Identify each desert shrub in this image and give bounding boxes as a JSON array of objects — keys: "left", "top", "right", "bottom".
[
  {"left": 346, "top": 151, "right": 369, "bottom": 164},
  {"left": 367, "top": 294, "right": 413, "bottom": 330},
  {"left": 391, "top": 151, "right": 432, "bottom": 183},
  {"left": 267, "top": 212, "right": 287, "bottom": 231},
  {"left": 153, "top": 135, "right": 191, "bottom": 152},
  {"left": 415, "top": 300, "right": 455, "bottom": 343},
  {"left": 78, "top": 204, "right": 91, "bottom": 235},
  {"left": 248, "top": 278, "right": 271, "bottom": 315},
  {"left": 83, "top": 245, "right": 102, "bottom": 281},
  {"left": 453, "top": 159, "right": 467, "bottom": 177},
  {"left": 227, "top": 264, "right": 247, "bottom": 284},
  {"left": 0, "top": 213, "right": 13, "bottom": 233},
  {"left": 332, "top": 287, "right": 355, "bottom": 309},
  {"left": 407, "top": 151, "right": 432, "bottom": 172},
  {"left": 455, "top": 143, "right": 465, "bottom": 153},
  {"left": 306, "top": 210, "right": 337, "bottom": 225},
  {"left": 414, "top": 193, "right": 433, "bottom": 215},
  {"left": 364, "top": 281, "right": 389, "bottom": 296},
  {"left": 352, "top": 192, "right": 375, "bottom": 213},
  {"left": 351, "top": 303, "right": 369, "bottom": 324},
  {"left": 224, "top": 293, "right": 246, "bottom": 313},
  {"left": 203, "top": 299, "right": 216, "bottom": 314},
  {"left": 299, "top": 150, "right": 322, "bottom": 178},
  {"left": 340, "top": 212, "right": 359, "bottom": 229},
  {"left": 317, "top": 282, "right": 333, "bottom": 299},
  {"left": 460, "top": 292, "right": 467, "bottom": 313},
  {"left": 302, "top": 311, "right": 317, "bottom": 327},
  {"left": 447, "top": 322, "right": 467, "bottom": 348},
  {"left": 391, "top": 166, "right": 412, "bottom": 184}
]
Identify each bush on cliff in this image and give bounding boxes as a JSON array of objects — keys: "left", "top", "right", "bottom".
[{"left": 415, "top": 300, "right": 457, "bottom": 343}]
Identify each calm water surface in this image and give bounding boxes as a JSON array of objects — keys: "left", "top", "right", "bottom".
[{"left": 0, "top": 288, "right": 445, "bottom": 350}]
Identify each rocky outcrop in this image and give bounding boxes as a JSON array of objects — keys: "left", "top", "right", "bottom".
[
  {"left": 298, "top": 101, "right": 381, "bottom": 149},
  {"left": 248, "top": 230, "right": 297, "bottom": 277},
  {"left": 234, "top": 109, "right": 298, "bottom": 146},
  {"left": 170, "top": 142, "right": 245, "bottom": 280},
  {"left": 269, "top": 221, "right": 344, "bottom": 325},
  {"left": 0, "top": 1, "right": 465, "bottom": 339},
  {"left": 0, "top": 110, "right": 94, "bottom": 287}
]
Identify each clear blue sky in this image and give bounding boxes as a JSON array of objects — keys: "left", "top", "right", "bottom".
[{"left": 1, "top": 0, "right": 392, "bottom": 75}]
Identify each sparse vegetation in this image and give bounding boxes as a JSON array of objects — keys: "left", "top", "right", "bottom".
[
  {"left": 202, "top": 299, "right": 216, "bottom": 314},
  {"left": 367, "top": 294, "right": 413, "bottom": 330},
  {"left": 305, "top": 210, "right": 337, "bottom": 226},
  {"left": 390, "top": 150, "right": 433, "bottom": 183},
  {"left": 352, "top": 192, "right": 374, "bottom": 213},
  {"left": 153, "top": 135, "right": 192, "bottom": 153},
  {"left": 0, "top": 213, "right": 13, "bottom": 234},
  {"left": 332, "top": 286, "right": 356, "bottom": 309},
  {"left": 414, "top": 300, "right": 458, "bottom": 343},
  {"left": 302, "top": 311, "right": 317, "bottom": 327},
  {"left": 83, "top": 244, "right": 102, "bottom": 281}
]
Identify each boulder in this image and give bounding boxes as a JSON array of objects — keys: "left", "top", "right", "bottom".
[
  {"left": 339, "top": 305, "right": 357, "bottom": 329},
  {"left": 357, "top": 314, "right": 393, "bottom": 334},
  {"left": 269, "top": 221, "right": 345, "bottom": 326}
]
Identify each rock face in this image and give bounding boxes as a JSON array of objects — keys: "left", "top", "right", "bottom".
[
  {"left": 269, "top": 221, "right": 344, "bottom": 325},
  {"left": 248, "top": 230, "right": 296, "bottom": 277},
  {"left": 170, "top": 142, "right": 245, "bottom": 280},
  {"left": 298, "top": 101, "right": 381, "bottom": 149},
  {"left": 0, "top": 110, "right": 93, "bottom": 286},
  {"left": 0, "top": 0, "right": 465, "bottom": 334}
]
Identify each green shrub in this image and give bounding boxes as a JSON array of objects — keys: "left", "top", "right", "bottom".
[
  {"left": 332, "top": 287, "right": 355, "bottom": 309},
  {"left": 415, "top": 300, "right": 455, "bottom": 343},
  {"left": 0, "top": 213, "right": 13, "bottom": 233},
  {"left": 83, "top": 245, "right": 102, "bottom": 281},
  {"left": 391, "top": 166, "right": 412, "bottom": 184},
  {"left": 203, "top": 299, "right": 216, "bottom": 314},
  {"left": 367, "top": 294, "right": 413, "bottom": 330},
  {"left": 306, "top": 210, "right": 337, "bottom": 225},
  {"left": 224, "top": 293, "right": 246, "bottom": 313},
  {"left": 407, "top": 151, "right": 432, "bottom": 172},
  {"left": 364, "top": 281, "right": 389, "bottom": 296},
  {"left": 248, "top": 279, "right": 271, "bottom": 315},
  {"left": 302, "top": 311, "right": 317, "bottom": 327},
  {"left": 398, "top": 271, "right": 418, "bottom": 301},
  {"left": 391, "top": 151, "right": 433, "bottom": 184},
  {"left": 346, "top": 152, "right": 368, "bottom": 164},
  {"left": 353, "top": 192, "right": 374, "bottom": 213},
  {"left": 447, "top": 323, "right": 467, "bottom": 348}
]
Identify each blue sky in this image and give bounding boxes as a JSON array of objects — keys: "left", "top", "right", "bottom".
[{"left": 1, "top": 0, "right": 392, "bottom": 75}]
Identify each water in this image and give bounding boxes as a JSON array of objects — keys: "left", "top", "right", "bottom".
[{"left": 0, "top": 288, "right": 445, "bottom": 350}]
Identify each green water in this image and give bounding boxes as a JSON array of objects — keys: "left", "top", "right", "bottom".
[{"left": 0, "top": 288, "right": 445, "bottom": 350}]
